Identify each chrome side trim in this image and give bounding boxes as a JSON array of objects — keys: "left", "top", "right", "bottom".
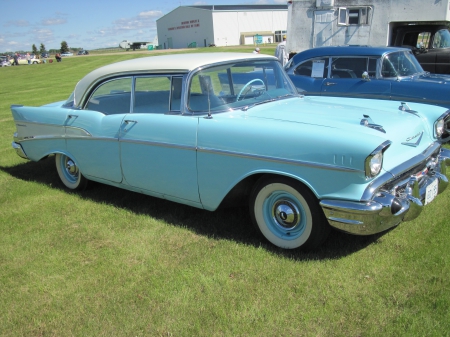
[
  {"left": 120, "top": 138, "right": 196, "bottom": 151},
  {"left": 198, "top": 147, "right": 363, "bottom": 173},
  {"left": 15, "top": 135, "right": 66, "bottom": 142}
]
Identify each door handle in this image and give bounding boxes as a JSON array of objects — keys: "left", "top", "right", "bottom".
[
  {"left": 123, "top": 120, "right": 137, "bottom": 132},
  {"left": 324, "top": 82, "right": 337, "bottom": 86},
  {"left": 124, "top": 120, "right": 138, "bottom": 124}
]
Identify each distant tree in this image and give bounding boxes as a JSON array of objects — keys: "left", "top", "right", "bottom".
[
  {"left": 32, "top": 44, "right": 38, "bottom": 55},
  {"left": 60, "top": 41, "right": 69, "bottom": 53},
  {"left": 39, "top": 43, "right": 46, "bottom": 54}
]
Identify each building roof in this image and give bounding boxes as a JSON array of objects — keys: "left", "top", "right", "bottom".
[{"left": 185, "top": 5, "right": 288, "bottom": 11}]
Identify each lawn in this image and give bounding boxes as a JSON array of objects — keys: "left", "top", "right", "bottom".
[{"left": 1, "top": 47, "right": 449, "bottom": 336}]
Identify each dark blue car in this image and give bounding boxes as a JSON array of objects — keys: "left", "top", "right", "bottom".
[{"left": 285, "top": 46, "right": 450, "bottom": 109}]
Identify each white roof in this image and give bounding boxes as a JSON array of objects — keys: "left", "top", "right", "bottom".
[{"left": 73, "top": 52, "right": 276, "bottom": 107}]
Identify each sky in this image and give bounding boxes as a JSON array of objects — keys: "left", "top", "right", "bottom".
[{"left": 1, "top": 0, "right": 286, "bottom": 53}]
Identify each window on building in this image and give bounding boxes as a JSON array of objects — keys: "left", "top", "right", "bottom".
[
  {"left": 275, "top": 30, "right": 287, "bottom": 43},
  {"left": 338, "top": 7, "right": 370, "bottom": 26}
]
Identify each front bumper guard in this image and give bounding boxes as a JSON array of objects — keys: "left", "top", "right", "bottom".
[{"left": 320, "top": 147, "right": 450, "bottom": 235}]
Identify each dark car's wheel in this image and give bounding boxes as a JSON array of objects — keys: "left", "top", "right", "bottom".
[
  {"left": 55, "top": 153, "right": 88, "bottom": 190},
  {"left": 250, "top": 176, "right": 330, "bottom": 250}
]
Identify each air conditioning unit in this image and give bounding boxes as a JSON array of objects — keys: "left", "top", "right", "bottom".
[{"left": 316, "top": 0, "right": 334, "bottom": 8}]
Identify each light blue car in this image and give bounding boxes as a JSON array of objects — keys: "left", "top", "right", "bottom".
[{"left": 10, "top": 53, "right": 450, "bottom": 250}]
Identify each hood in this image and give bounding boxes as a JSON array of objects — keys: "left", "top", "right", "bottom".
[
  {"left": 408, "top": 72, "right": 450, "bottom": 84},
  {"left": 241, "top": 95, "right": 442, "bottom": 172}
]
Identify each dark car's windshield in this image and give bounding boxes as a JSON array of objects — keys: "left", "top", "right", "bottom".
[
  {"left": 187, "top": 59, "right": 298, "bottom": 113},
  {"left": 432, "top": 29, "right": 450, "bottom": 49},
  {"left": 381, "top": 51, "right": 424, "bottom": 77}
]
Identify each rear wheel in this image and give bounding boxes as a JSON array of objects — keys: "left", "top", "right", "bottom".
[
  {"left": 55, "top": 154, "right": 88, "bottom": 190},
  {"left": 250, "top": 176, "right": 330, "bottom": 250}
]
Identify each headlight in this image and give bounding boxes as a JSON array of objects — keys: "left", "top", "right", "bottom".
[
  {"left": 365, "top": 141, "right": 391, "bottom": 178},
  {"left": 435, "top": 118, "right": 445, "bottom": 138},
  {"left": 435, "top": 110, "right": 450, "bottom": 140}
]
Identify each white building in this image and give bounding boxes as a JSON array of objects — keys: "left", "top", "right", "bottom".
[
  {"left": 287, "top": 0, "right": 450, "bottom": 53},
  {"left": 156, "top": 4, "right": 288, "bottom": 49}
]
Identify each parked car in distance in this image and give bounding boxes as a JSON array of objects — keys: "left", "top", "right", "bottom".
[
  {"left": 391, "top": 25, "right": 450, "bottom": 74},
  {"left": 77, "top": 50, "right": 89, "bottom": 55},
  {"left": 10, "top": 53, "right": 450, "bottom": 250},
  {"left": 41, "top": 52, "right": 49, "bottom": 58},
  {"left": 61, "top": 52, "right": 73, "bottom": 57},
  {"left": 285, "top": 46, "right": 450, "bottom": 109},
  {"left": 10, "top": 55, "right": 41, "bottom": 65},
  {"left": 1, "top": 56, "right": 11, "bottom": 67}
]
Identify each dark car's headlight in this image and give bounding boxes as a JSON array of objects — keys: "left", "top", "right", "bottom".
[{"left": 365, "top": 141, "right": 391, "bottom": 178}]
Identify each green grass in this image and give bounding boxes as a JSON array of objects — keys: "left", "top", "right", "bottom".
[{"left": 1, "top": 47, "right": 450, "bottom": 336}]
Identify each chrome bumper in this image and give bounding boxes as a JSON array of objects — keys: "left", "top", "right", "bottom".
[
  {"left": 12, "top": 141, "right": 28, "bottom": 159},
  {"left": 320, "top": 146, "right": 450, "bottom": 235}
]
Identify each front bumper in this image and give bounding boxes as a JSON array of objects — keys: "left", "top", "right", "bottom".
[{"left": 320, "top": 145, "right": 450, "bottom": 235}]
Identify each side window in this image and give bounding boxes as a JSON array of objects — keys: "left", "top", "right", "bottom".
[
  {"left": 294, "top": 58, "right": 329, "bottom": 78},
  {"left": 368, "top": 58, "right": 378, "bottom": 78},
  {"left": 189, "top": 73, "right": 223, "bottom": 112},
  {"left": 133, "top": 76, "right": 171, "bottom": 113},
  {"left": 330, "top": 57, "right": 368, "bottom": 78},
  {"left": 86, "top": 77, "right": 132, "bottom": 115}
]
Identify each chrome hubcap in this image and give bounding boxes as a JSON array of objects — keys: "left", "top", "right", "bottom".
[
  {"left": 65, "top": 159, "right": 78, "bottom": 176},
  {"left": 272, "top": 200, "right": 301, "bottom": 230}
]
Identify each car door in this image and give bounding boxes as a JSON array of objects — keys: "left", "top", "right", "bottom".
[
  {"left": 65, "top": 77, "right": 132, "bottom": 183},
  {"left": 321, "top": 56, "right": 391, "bottom": 99},
  {"left": 119, "top": 75, "right": 201, "bottom": 204}
]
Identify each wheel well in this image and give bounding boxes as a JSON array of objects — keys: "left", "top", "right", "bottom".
[{"left": 218, "top": 173, "right": 316, "bottom": 209}]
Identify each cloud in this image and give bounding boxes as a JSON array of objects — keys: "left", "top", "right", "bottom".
[
  {"left": 90, "top": 10, "right": 162, "bottom": 40},
  {"left": 4, "top": 20, "right": 30, "bottom": 27},
  {"left": 33, "top": 28, "right": 54, "bottom": 40},
  {"left": 138, "top": 11, "right": 162, "bottom": 18},
  {"left": 42, "top": 18, "right": 67, "bottom": 26}
]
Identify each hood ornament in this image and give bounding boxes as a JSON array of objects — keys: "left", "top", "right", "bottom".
[
  {"left": 399, "top": 102, "right": 418, "bottom": 114},
  {"left": 360, "top": 114, "right": 386, "bottom": 133}
]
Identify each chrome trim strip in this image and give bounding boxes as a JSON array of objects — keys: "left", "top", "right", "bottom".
[
  {"left": 16, "top": 135, "right": 66, "bottom": 142},
  {"left": 120, "top": 138, "right": 196, "bottom": 151},
  {"left": 198, "top": 147, "right": 363, "bottom": 173}
]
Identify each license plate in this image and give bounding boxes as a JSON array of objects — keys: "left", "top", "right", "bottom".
[{"left": 425, "top": 178, "right": 438, "bottom": 205}]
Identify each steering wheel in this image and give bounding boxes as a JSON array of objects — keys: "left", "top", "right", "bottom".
[{"left": 236, "top": 79, "right": 265, "bottom": 101}]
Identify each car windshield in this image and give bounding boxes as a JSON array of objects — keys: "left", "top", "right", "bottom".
[
  {"left": 187, "top": 59, "right": 298, "bottom": 113},
  {"left": 432, "top": 29, "right": 450, "bottom": 49},
  {"left": 381, "top": 51, "right": 424, "bottom": 77}
]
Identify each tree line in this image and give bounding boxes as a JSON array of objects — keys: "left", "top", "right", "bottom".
[{"left": 15, "top": 41, "right": 84, "bottom": 56}]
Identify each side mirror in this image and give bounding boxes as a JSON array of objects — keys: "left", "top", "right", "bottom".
[{"left": 362, "top": 71, "right": 371, "bottom": 81}]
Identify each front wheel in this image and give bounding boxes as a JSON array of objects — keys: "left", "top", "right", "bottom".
[
  {"left": 250, "top": 176, "right": 330, "bottom": 250},
  {"left": 55, "top": 153, "right": 88, "bottom": 190}
]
